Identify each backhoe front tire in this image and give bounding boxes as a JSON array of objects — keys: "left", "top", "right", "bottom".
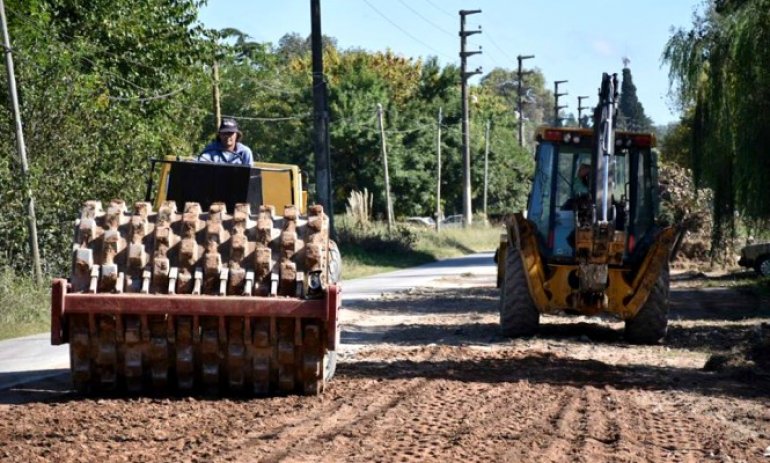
[
  {"left": 625, "top": 264, "right": 669, "bottom": 344},
  {"left": 500, "top": 240, "right": 540, "bottom": 337}
]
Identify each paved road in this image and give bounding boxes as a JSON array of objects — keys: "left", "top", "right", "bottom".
[{"left": 0, "top": 252, "right": 496, "bottom": 390}]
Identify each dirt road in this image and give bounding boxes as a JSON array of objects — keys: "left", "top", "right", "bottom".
[{"left": 1, "top": 271, "right": 769, "bottom": 462}]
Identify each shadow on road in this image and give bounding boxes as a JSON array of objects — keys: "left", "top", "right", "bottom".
[
  {"left": 0, "top": 369, "right": 71, "bottom": 405},
  {"left": 343, "top": 318, "right": 767, "bottom": 354},
  {"left": 336, "top": 352, "right": 770, "bottom": 401},
  {"left": 343, "top": 284, "right": 769, "bottom": 349}
]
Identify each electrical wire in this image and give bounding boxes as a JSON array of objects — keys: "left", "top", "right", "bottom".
[
  {"left": 396, "top": 0, "right": 455, "bottom": 38},
  {"left": 483, "top": 33, "right": 517, "bottom": 66},
  {"left": 223, "top": 113, "right": 310, "bottom": 122},
  {"left": 362, "top": 0, "right": 454, "bottom": 61},
  {"left": 107, "top": 85, "right": 191, "bottom": 102},
  {"left": 420, "top": 0, "right": 456, "bottom": 19}
]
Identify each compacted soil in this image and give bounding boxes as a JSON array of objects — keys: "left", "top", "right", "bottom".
[{"left": 1, "top": 271, "right": 769, "bottom": 462}]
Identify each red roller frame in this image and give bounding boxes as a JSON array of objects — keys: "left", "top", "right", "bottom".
[{"left": 50, "top": 278, "right": 340, "bottom": 349}]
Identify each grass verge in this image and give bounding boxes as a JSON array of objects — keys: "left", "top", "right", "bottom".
[
  {"left": 0, "top": 269, "right": 49, "bottom": 341},
  {"left": 338, "top": 221, "right": 502, "bottom": 280}
]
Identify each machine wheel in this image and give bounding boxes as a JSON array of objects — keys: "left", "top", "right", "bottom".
[
  {"left": 755, "top": 256, "right": 770, "bottom": 277},
  {"left": 499, "top": 240, "right": 540, "bottom": 337},
  {"left": 625, "top": 264, "right": 669, "bottom": 344}
]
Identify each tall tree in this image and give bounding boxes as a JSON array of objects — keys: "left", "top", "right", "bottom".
[
  {"left": 617, "top": 64, "right": 653, "bottom": 131},
  {"left": 663, "top": 0, "right": 770, "bottom": 252}
]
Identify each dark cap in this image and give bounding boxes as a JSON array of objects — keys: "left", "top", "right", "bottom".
[{"left": 218, "top": 118, "right": 241, "bottom": 134}]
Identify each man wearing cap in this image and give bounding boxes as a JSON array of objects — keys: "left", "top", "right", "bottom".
[{"left": 198, "top": 118, "right": 255, "bottom": 165}]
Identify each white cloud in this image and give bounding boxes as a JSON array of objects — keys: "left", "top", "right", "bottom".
[{"left": 592, "top": 39, "right": 615, "bottom": 57}]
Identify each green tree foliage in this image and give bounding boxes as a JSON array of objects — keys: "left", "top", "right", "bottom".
[
  {"left": 479, "top": 67, "right": 554, "bottom": 136},
  {"left": 663, "top": 0, "right": 770, "bottom": 251},
  {"left": 0, "top": 0, "right": 213, "bottom": 275},
  {"left": 659, "top": 110, "right": 694, "bottom": 168},
  {"left": 0, "top": 2, "right": 535, "bottom": 278},
  {"left": 617, "top": 66, "right": 653, "bottom": 131}
]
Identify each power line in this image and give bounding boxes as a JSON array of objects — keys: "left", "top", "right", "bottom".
[
  {"left": 396, "top": 0, "right": 455, "bottom": 38},
  {"left": 107, "top": 84, "right": 191, "bottom": 102},
  {"left": 483, "top": 33, "right": 517, "bottom": 65},
  {"left": 362, "top": 0, "right": 454, "bottom": 61},
  {"left": 223, "top": 113, "right": 310, "bottom": 122},
  {"left": 421, "top": 0, "right": 455, "bottom": 19}
]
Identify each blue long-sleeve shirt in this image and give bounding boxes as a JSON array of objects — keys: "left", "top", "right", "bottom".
[{"left": 198, "top": 140, "right": 254, "bottom": 165}]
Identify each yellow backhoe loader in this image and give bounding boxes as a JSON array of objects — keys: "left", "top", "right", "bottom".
[{"left": 498, "top": 73, "right": 676, "bottom": 343}]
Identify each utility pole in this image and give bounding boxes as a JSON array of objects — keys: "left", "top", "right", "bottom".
[
  {"left": 310, "top": 0, "right": 334, "bottom": 236},
  {"left": 577, "top": 95, "right": 590, "bottom": 128},
  {"left": 1, "top": 0, "right": 42, "bottom": 283},
  {"left": 459, "top": 9, "right": 482, "bottom": 227},
  {"left": 376, "top": 103, "right": 394, "bottom": 231},
  {"left": 212, "top": 61, "right": 221, "bottom": 130},
  {"left": 553, "top": 79, "right": 568, "bottom": 127},
  {"left": 483, "top": 119, "right": 490, "bottom": 222},
  {"left": 435, "top": 107, "right": 442, "bottom": 232},
  {"left": 516, "top": 54, "right": 534, "bottom": 147}
]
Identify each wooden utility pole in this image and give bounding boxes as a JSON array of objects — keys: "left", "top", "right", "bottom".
[
  {"left": 1, "top": 0, "right": 42, "bottom": 283},
  {"left": 310, "top": 0, "right": 334, "bottom": 236},
  {"left": 212, "top": 61, "right": 221, "bottom": 130},
  {"left": 435, "top": 107, "right": 442, "bottom": 232},
  {"left": 516, "top": 54, "right": 534, "bottom": 147},
  {"left": 376, "top": 103, "right": 394, "bottom": 231},
  {"left": 459, "top": 9, "right": 482, "bottom": 227},
  {"left": 554, "top": 80, "right": 568, "bottom": 127},
  {"left": 577, "top": 95, "right": 590, "bottom": 128},
  {"left": 483, "top": 119, "right": 490, "bottom": 222}
]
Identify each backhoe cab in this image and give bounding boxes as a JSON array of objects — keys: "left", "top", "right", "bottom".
[{"left": 498, "top": 73, "right": 676, "bottom": 343}]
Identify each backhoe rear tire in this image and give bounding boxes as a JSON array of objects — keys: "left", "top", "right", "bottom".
[
  {"left": 500, "top": 240, "right": 540, "bottom": 337},
  {"left": 625, "top": 264, "right": 669, "bottom": 344}
]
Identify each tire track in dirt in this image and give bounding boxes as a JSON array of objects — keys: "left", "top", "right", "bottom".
[
  {"left": 537, "top": 387, "right": 592, "bottom": 461},
  {"left": 343, "top": 380, "right": 509, "bottom": 462},
  {"left": 309, "top": 377, "right": 552, "bottom": 462},
  {"left": 459, "top": 381, "right": 582, "bottom": 461},
  {"left": 614, "top": 390, "right": 728, "bottom": 462},
  {"left": 579, "top": 386, "right": 625, "bottom": 460},
  {"left": 264, "top": 351, "right": 514, "bottom": 462},
  {"left": 220, "top": 377, "right": 427, "bottom": 462},
  {"left": 480, "top": 383, "right": 629, "bottom": 461}
]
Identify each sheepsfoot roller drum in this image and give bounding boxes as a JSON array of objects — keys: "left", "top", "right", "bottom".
[{"left": 51, "top": 199, "right": 341, "bottom": 396}]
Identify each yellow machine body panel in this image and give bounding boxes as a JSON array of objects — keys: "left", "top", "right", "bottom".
[
  {"left": 153, "top": 156, "right": 306, "bottom": 214},
  {"left": 502, "top": 207, "right": 676, "bottom": 320}
]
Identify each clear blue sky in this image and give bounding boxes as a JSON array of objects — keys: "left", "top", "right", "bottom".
[{"left": 199, "top": 0, "right": 704, "bottom": 126}]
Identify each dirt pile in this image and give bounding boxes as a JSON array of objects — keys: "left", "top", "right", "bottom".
[{"left": 658, "top": 163, "right": 715, "bottom": 269}]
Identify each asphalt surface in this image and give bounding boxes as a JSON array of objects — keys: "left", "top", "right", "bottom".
[{"left": 0, "top": 252, "right": 496, "bottom": 390}]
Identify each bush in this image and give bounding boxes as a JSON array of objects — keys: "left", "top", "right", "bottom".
[
  {"left": 0, "top": 268, "right": 49, "bottom": 340},
  {"left": 337, "top": 222, "right": 418, "bottom": 254}
]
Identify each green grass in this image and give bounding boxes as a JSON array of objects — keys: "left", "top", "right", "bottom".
[
  {"left": 0, "top": 269, "right": 49, "bottom": 341},
  {"left": 338, "top": 221, "right": 503, "bottom": 280}
]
